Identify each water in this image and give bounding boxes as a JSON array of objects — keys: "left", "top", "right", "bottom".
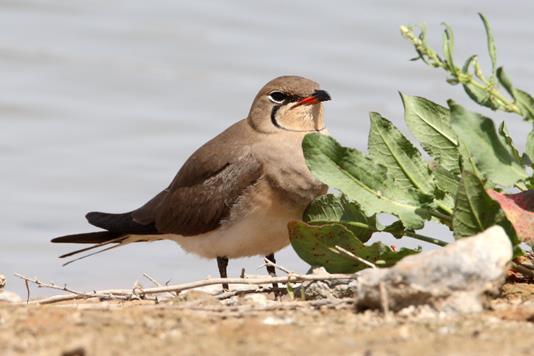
[{"left": 1, "top": 0, "right": 532, "bottom": 296}]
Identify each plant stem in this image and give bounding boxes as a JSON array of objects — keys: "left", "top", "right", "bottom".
[
  {"left": 428, "top": 209, "right": 453, "bottom": 222},
  {"left": 514, "top": 182, "right": 527, "bottom": 191},
  {"left": 435, "top": 201, "right": 454, "bottom": 216},
  {"left": 404, "top": 231, "right": 448, "bottom": 247},
  {"left": 512, "top": 262, "right": 534, "bottom": 279},
  {"left": 400, "top": 25, "right": 521, "bottom": 114}
]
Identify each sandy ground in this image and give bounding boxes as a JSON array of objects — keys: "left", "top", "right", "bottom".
[{"left": 0, "top": 283, "right": 533, "bottom": 356}]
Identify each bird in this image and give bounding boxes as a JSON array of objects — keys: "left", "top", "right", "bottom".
[{"left": 52, "top": 75, "right": 331, "bottom": 290}]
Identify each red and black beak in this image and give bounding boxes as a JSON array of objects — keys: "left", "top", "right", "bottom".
[{"left": 292, "top": 89, "right": 331, "bottom": 108}]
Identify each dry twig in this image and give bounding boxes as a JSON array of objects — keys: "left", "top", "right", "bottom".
[
  {"left": 261, "top": 258, "right": 293, "bottom": 274},
  {"left": 14, "top": 272, "right": 357, "bottom": 305},
  {"left": 334, "top": 245, "right": 377, "bottom": 269},
  {"left": 143, "top": 273, "right": 178, "bottom": 298}
]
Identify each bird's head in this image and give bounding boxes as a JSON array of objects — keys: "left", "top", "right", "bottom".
[{"left": 248, "top": 76, "right": 331, "bottom": 133}]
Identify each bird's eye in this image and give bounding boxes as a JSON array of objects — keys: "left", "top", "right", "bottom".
[{"left": 268, "top": 91, "right": 287, "bottom": 104}]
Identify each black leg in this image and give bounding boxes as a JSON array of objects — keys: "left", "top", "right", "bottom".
[
  {"left": 217, "top": 256, "right": 229, "bottom": 291},
  {"left": 265, "top": 253, "right": 280, "bottom": 296}
]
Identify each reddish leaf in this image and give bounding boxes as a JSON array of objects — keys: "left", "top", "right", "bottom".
[{"left": 487, "top": 190, "right": 534, "bottom": 245}]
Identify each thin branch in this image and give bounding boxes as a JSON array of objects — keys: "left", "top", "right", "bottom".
[
  {"left": 428, "top": 209, "right": 453, "bottom": 223},
  {"left": 143, "top": 273, "right": 177, "bottom": 298},
  {"left": 14, "top": 274, "right": 128, "bottom": 303},
  {"left": 379, "top": 281, "right": 391, "bottom": 320},
  {"left": 14, "top": 273, "right": 358, "bottom": 305},
  {"left": 404, "top": 231, "right": 448, "bottom": 247},
  {"left": 512, "top": 262, "right": 534, "bottom": 279},
  {"left": 23, "top": 279, "right": 30, "bottom": 304},
  {"left": 333, "top": 245, "right": 377, "bottom": 269},
  {"left": 261, "top": 257, "right": 294, "bottom": 274}
]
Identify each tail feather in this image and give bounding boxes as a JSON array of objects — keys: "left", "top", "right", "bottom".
[
  {"left": 57, "top": 235, "right": 127, "bottom": 258},
  {"left": 52, "top": 210, "right": 160, "bottom": 265},
  {"left": 86, "top": 211, "right": 157, "bottom": 234},
  {"left": 62, "top": 243, "right": 125, "bottom": 267},
  {"left": 51, "top": 231, "right": 122, "bottom": 244}
]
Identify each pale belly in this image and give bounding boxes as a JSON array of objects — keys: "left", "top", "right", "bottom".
[
  {"left": 169, "top": 206, "right": 300, "bottom": 259},
  {"left": 124, "top": 179, "right": 316, "bottom": 259}
]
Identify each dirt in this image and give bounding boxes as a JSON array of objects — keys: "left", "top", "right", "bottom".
[{"left": 0, "top": 283, "right": 533, "bottom": 356}]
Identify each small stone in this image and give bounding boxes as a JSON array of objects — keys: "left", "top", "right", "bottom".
[
  {"left": 354, "top": 226, "right": 512, "bottom": 314},
  {"left": 0, "top": 274, "right": 5, "bottom": 289},
  {"left": 301, "top": 280, "right": 334, "bottom": 300},
  {"left": 300, "top": 267, "right": 356, "bottom": 300},
  {"left": 262, "top": 316, "right": 294, "bottom": 325},
  {"left": 61, "top": 347, "right": 86, "bottom": 356}
]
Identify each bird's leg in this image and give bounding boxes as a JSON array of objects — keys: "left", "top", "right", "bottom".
[
  {"left": 217, "top": 256, "right": 229, "bottom": 291},
  {"left": 265, "top": 253, "right": 280, "bottom": 298}
]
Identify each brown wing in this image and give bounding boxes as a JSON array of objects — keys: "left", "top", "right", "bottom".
[{"left": 131, "top": 152, "right": 262, "bottom": 236}]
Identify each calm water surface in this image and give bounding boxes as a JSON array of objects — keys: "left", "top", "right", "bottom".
[{"left": 1, "top": 0, "right": 532, "bottom": 295}]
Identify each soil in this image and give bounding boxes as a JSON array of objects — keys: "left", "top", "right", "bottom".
[{"left": 0, "top": 283, "right": 533, "bottom": 356}]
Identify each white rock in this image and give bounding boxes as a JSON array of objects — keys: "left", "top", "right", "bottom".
[
  {"left": 354, "top": 226, "right": 512, "bottom": 314},
  {"left": 262, "top": 316, "right": 294, "bottom": 325},
  {"left": 0, "top": 290, "right": 22, "bottom": 303}
]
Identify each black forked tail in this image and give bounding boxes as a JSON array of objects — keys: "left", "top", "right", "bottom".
[
  {"left": 85, "top": 211, "right": 157, "bottom": 234},
  {"left": 51, "top": 231, "right": 123, "bottom": 244}
]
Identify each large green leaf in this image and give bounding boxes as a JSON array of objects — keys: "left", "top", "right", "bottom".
[
  {"left": 400, "top": 94, "right": 460, "bottom": 174},
  {"left": 303, "top": 133, "right": 431, "bottom": 229},
  {"left": 427, "top": 162, "right": 458, "bottom": 216},
  {"left": 288, "top": 221, "right": 420, "bottom": 273},
  {"left": 430, "top": 163, "right": 459, "bottom": 197},
  {"left": 368, "top": 112, "right": 435, "bottom": 196},
  {"left": 452, "top": 170, "right": 519, "bottom": 247},
  {"left": 303, "top": 194, "right": 378, "bottom": 243},
  {"left": 449, "top": 100, "right": 527, "bottom": 187}
]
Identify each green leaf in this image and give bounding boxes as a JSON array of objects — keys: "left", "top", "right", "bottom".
[
  {"left": 526, "top": 129, "right": 534, "bottom": 164},
  {"left": 463, "top": 83, "right": 499, "bottom": 110},
  {"left": 368, "top": 112, "right": 435, "bottom": 196},
  {"left": 479, "top": 13, "right": 497, "bottom": 79},
  {"left": 288, "top": 221, "right": 420, "bottom": 273},
  {"left": 498, "top": 121, "right": 523, "bottom": 163},
  {"left": 496, "top": 67, "right": 514, "bottom": 97},
  {"left": 400, "top": 93, "right": 460, "bottom": 174},
  {"left": 452, "top": 171, "right": 519, "bottom": 248},
  {"left": 427, "top": 163, "right": 457, "bottom": 217},
  {"left": 430, "top": 163, "right": 459, "bottom": 196},
  {"left": 302, "top": 133, "right": 431, "bottom": 229},
  {"left": 462, "top": 54, "right": 478, "bottom": 74},
  {"left": 514, "top": 89, "right": 534, "bottom": 122},
  {"left": 303, "top": 194, "right": 378, "bottom": 243},
  {"left": 382, "top": 220, "right": 406, "bottom": 238},
  {"left": 496, "top": 67, "right": 534, "bottom": 121},
  {"left": 441, "top": 22, "right": 456, "bottom": 74},
  {"left": 448, "top": 100, "right": 527, "bottom": 187}
]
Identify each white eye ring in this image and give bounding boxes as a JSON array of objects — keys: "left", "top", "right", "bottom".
[{"left": 268, "top": 91, "right": 287, "bottom": 104}]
